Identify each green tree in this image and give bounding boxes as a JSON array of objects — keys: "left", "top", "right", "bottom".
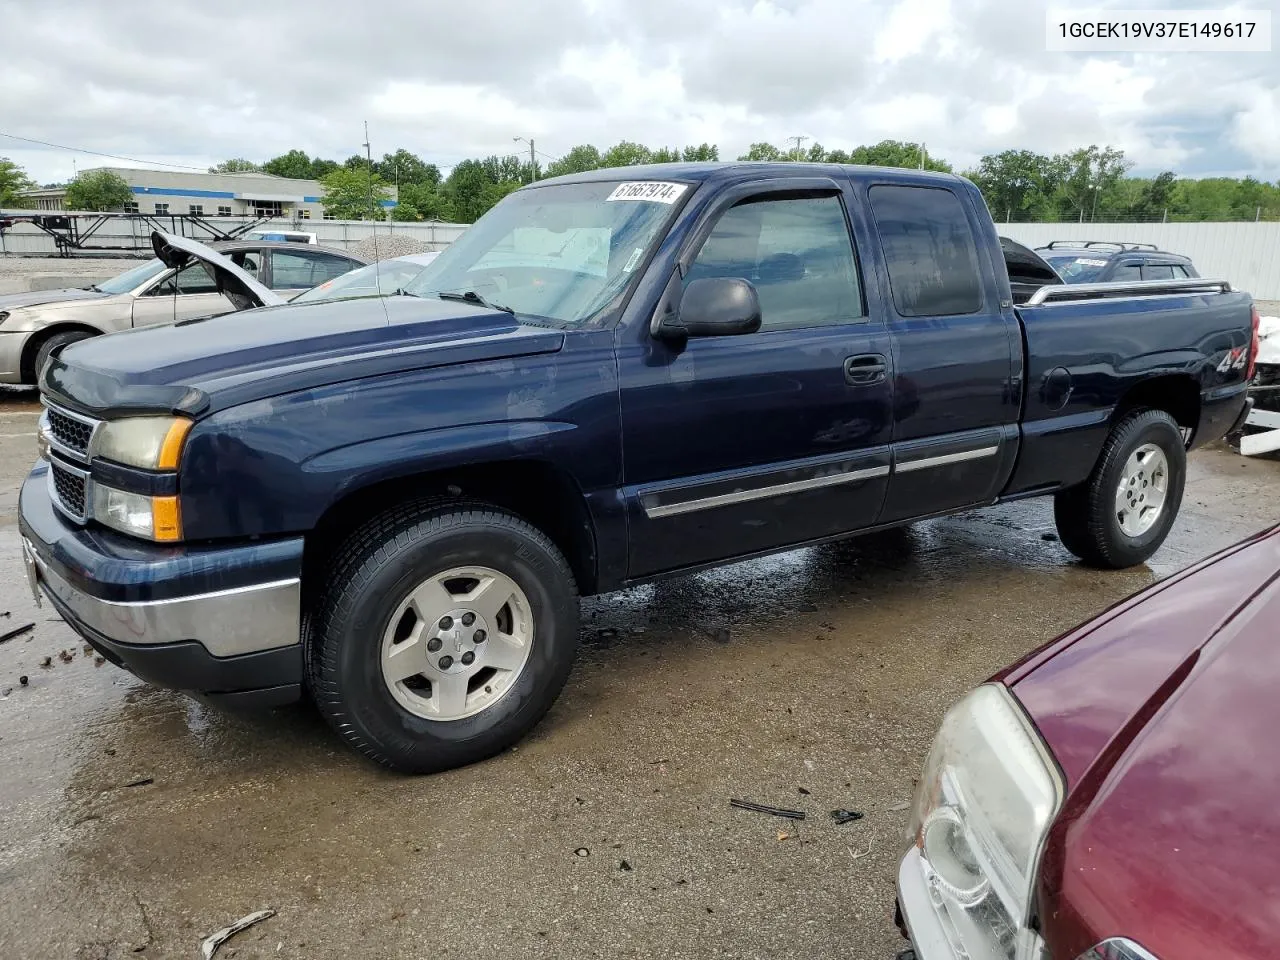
[
  {"left": 310, "top": 158, "right": 339, "bottom": 179},
  {"left": 208, "top": 158, "right": 261, "bottom": 174},
  {"left": 848, "top": 140, "right": 952, "bottom": 172},
  {"left": 805, "top": 143, "right": 828, "bottom": 162},
  {"left": 825, "top": 148, "right": 853, "bottom": 164},
  {"left": 443, "top": 157, "right": 525, "bottom": 223},
  {"left": 1053, "top": 145, "right": 1130, "bottom": 222},
  {"left": 969, "top": 150, "right": 1062, "bottom": 221},
  {"left": 0, "top": 157, "right": 35, "bottom": 207},
  {"left": 739, "top": 142, "right": 784, "bottom": 161},
  {"left": 319, "top": 166, "right": 391, "bottom": 220},
  {"left": 64, "top": 170, "right": 133, "bottom": 211},
  {"left": 393, "top": 182, "right": 453, "bottom": 221},
  {"left": 545, "top": 145, "right": 602, "bottom": 178},
  {"left": 650, "top": 147, "right": 681, "bottom": 164},
  {"left": 375, "top": 149, "right": 441, "bottom": 188},
  {"left": 601, "top": 141, "right": 652, "bottom": 167},
  {"left": 343, "top": 154, "right": 368, "bottom": 171},
  {"left": 262, "top": 149, "right": 318, "bottom": 179},
  {"left": 682, "top": 143, "right": 719, "bottom": 162}
]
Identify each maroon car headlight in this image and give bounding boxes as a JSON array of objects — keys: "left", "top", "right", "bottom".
[{"left": 900, "top": 684, "right": 1065, "bottom": 960}]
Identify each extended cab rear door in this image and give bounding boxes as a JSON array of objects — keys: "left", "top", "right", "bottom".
[
  {"left": 860, "top": 180, "right": 1022, "bottom": 521},
  {"left": 617, "top": 178, "right": 895, "bottom": 578}
]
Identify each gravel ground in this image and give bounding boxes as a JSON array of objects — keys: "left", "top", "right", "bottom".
[{"left": 350, "top": 234, "right": 433, "bottom": 262}]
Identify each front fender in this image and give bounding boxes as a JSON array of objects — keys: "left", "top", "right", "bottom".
[{"left": 303, "top": 420, "right": 578, "bottom": 508}]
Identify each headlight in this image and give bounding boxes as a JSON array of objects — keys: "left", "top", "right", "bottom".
[
  {"left": 90, "top": 416, "right": 192, "bottom": 470},
  {"left": 90, "top": 485, "right": 182, "bottom": 542},
  {"left": 901, "top": 684, "right": 1064, "bottom": 960}
]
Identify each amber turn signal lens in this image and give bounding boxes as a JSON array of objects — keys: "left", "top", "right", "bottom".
[
  {"left": 152, "top": 496, "right": 182, "bottom": 542},
  {"left": 157, "top": 419, "right": 193, "bottom": 471}
]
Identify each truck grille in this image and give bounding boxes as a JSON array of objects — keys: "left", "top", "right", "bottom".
[
  {"left": 44, "top": 403, "right": 97, "bottom": 457},
  {"left": 50, "top": 461, "right": 88, "bottom": 520}
]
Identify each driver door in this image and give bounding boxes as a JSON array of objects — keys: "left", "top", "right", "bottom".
[{"left": 132, "top": 262, "right": 235, "bottom": 327}]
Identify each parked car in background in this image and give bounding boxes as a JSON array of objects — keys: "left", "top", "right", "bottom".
[
  {"left": 0, "top": 239, "right": 365, "bottom": 383},
  {"left": 245, "top": 229, "right": 318, "bottom": 244},
  {"left": 895, "top": 521, "right": 1280, "bottom": 960},
  {"left": 20, "top": 163, "right": 1256, "bottom": 774},
  {"left": 1037, "top": 241, "right": 1200, "bottom": 284},
  {"left": 292, "top": 252, "right": 440, "bottom": 304},
  {"left": 999, "top": 237, "right": 1063, "bottom": 304}
]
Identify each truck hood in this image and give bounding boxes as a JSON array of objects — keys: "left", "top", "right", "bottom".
[
  {"left": 1004, "top": 526, "right": 1280, "bottom": 960},
  {"left": 0, "top": 287, "right": 109, "bottom": 311},
  {"left": 41, "top": 294, "right": 566, "bottom": 417}
]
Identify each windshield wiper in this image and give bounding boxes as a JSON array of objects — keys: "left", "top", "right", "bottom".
[
  {"left": 85, "top": 284, "right": 102, "bottom": 292},
  {"left": 435, "top": 290, "right": 514, "bottom": 315}
]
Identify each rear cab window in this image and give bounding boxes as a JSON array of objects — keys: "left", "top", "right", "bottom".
[{"left": 867, "top": 185, "right": 982, "bottom": 316}]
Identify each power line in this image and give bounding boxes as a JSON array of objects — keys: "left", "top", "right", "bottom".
[
  {"left": 0, "top": 131, "right": 210, "bottom": 171},
  {"left": 787, "top": 135, "right": 808, "bottom": 160}
]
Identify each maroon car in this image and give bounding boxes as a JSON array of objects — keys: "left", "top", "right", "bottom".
[{"left": 896, "top": 523, "right": 1280, "bottom": 960}]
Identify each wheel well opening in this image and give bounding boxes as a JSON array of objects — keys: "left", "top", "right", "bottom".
[
  {"left": 21, "top": 324, "right": 101, "bottom": 384},
  {"left": 303, "top": 460, "right": 599, "bottom": 601},
  {"left": 1111, "top": 375, "right": 1200, "bottom": 444}
]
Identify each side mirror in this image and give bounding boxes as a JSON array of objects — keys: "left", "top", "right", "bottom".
[{"left": 658, "top": 277, "right": 762, "bottom": 340}]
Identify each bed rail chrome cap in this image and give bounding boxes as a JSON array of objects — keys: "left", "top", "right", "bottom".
[{"left": 1026, "top": 278, "right": 1233, "bottom": 306}]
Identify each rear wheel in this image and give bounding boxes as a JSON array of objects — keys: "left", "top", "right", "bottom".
[
  {"left": 305, "top": 500, "right": 579, "bottom": 774},
  {"left": 1054, "top": 409, "right": 1186, "bottom": 569},
  {"left": 32, "top": 330, "right": 94, "bottom": 384}
]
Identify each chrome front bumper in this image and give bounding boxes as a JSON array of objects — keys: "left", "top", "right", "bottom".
[{"left": 23, "top": 537, "right": 300, "bottom": 658}]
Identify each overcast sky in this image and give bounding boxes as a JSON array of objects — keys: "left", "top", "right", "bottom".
[{"left": 3, "top": 0, "right": 1277, "bottom": 184}]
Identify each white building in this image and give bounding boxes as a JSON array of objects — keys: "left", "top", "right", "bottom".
[{"left": 23, "top": 166, "right": 397, "bottom": 220}]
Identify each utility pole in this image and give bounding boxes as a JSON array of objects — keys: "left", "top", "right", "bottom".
[
  {"left": 919, "top": 143, "right": 926, "bottom": 170},
  {"left": 514, "top": 137, "right": 538, "bottom": 181},
  {"left": 788, "top": 136, "right": 808, "bottom": 160}
]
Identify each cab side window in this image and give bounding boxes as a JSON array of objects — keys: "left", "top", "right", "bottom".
[
  {"left": 683, "top": 194, "right": 864, "bottom": 331},
  {"left": 1110, "top": 263, "right": 1143, "bottom": 282},
  {"left": 1144, "top": 264, "right": 1175, "bottom": 281},
  {"left": 868, "top": 185, "right": 982, "bottom": 317}
]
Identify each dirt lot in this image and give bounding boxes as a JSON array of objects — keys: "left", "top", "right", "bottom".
[{"left": 0, "top": 262, "right": 1278, "bottom": 959}]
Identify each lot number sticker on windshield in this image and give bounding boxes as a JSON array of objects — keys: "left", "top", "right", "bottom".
[
  {"left": 606, "top": 182, "right": 688, "bottom": 204},
  {"left": 1075, "top": 258, "right": 1109, "bottom": 267}
]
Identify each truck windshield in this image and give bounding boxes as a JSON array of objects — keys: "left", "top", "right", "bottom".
[
  {"left": 1043, "top": 254, "right": 1108, "bottom": 283},
  {"left": 403, "top": 180, "right": 686, "bottom": 327}
]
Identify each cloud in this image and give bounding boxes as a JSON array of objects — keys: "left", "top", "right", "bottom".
[{"left": 0, "top": 0, "right": 1275, "bottom": 184}]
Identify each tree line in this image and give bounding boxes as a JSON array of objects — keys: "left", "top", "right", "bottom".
[
  {"left": 215, "top": 139, "right": 1280, "bottom": 224},
  {"left": 4, "top": 141, "right": 1278, "bottom": 223}
]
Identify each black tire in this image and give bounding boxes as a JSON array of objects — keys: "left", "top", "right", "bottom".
[
  {"left": 305, "top": 499, "right": 579, "bottom": 774},
  {"left": 1053, "top": 409, "right": 1186, "bottom": 569},
  {"left": 32, "top": 330, "right": 94, "bottom": 384}
]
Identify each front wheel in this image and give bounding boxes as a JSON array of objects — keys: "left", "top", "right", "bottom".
[
  {"left": 1054, "top": 409, "right": 1187, "bottom": 569},
  {"left": 306, "top": 500, "right": 579, "bottom": 774}
]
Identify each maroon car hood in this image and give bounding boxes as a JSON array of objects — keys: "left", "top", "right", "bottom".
[{"left": 1006, "top": 527, "right": 1280, "bottom": 960}]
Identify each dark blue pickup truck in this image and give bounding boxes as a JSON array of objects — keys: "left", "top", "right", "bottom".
[{"left": 19, "top": 164, "right": 1259, "bottom": 772}]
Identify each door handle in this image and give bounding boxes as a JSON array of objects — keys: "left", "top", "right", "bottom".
[{"left": 844, "top": 354, "right": 887, "bottom": 385}]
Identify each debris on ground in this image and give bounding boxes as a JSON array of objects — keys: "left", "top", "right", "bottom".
[
  {"left": 831, "top": 809, "right": 865, "bottom": 825},
  {"left": 619, "top": 860, "right": 632, "bottom": 871},
  {"left": 797, "top": 787, "right": 811, "bottom": 795},
  {"left": 200, "top": 909, "right": 275, "bottom": 960},
  {"left": 729, "top": 799, "right": 806, "bottom": 820},
  {"left": 0, "top": 622, "right": 34, "bottom": 645},
  {"left": 57, "top": 650, "right": 73, "bottom": 663},
  {"left": 574, "top": 847, "right": 590, "bottom": 858},
  {"left": 123, "top": 777, "right": 154, "bottom": 789},
  {"left": 39, "top": 656, "right": 51, "bottom": 668},
  {"left": 776, "top": 830, "right": 791, "bottom": 841},
  {"left": 94, "top": 656, "right": 105, "bottom": 667},
  {"left": 18, "top": 675, "right": 28, "bottom": 686},
  {"left": 889, "top": 800, "right": 911, "bottom": 812},
  {"left": 1041, "top": 532, "right": 1059, "bottom": 542}
]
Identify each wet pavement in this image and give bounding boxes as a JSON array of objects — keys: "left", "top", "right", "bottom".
[{"left": 1, "top": 386, "right": 1278, "bottom": 960}]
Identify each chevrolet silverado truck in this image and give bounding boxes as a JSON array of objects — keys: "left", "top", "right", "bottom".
[{"left": 18, "top": 163, "right": 1259, "bottom": 773}]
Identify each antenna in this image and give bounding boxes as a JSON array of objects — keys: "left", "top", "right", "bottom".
[{"left": 363, "top": 121, "right": 383, "bottom": 300}]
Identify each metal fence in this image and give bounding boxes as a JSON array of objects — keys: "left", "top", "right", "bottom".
[
  {"left": 4, "top": 213, "right": 1279, "bottom": 301},
  {"left": 1000, "top": 222, "right": 1280, "bottom": 301},
  {"left": 0, "top": 215, "right": 470, "bottom": 256}
]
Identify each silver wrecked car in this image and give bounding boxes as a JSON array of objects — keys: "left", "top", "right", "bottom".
[{"left": 0, "top": 237, "right": 364, "bottom": 384}]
